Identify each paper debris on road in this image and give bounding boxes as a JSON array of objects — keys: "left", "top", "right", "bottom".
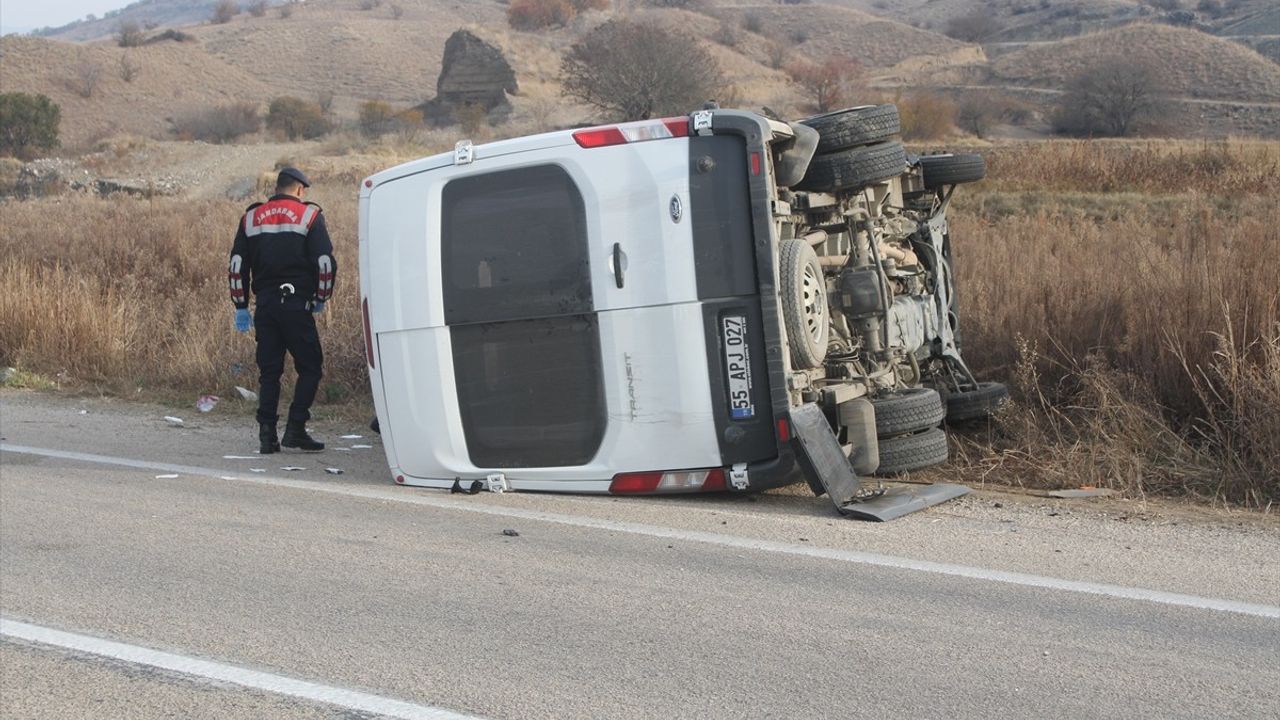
[
  {"left": 196, "top": 395, "right": 219, "bottom": 413},
  {"left": 163, "top": 416, "right": 185, "bottom": 426},
  {"left": 250, "top": 468, "right": 267, "bottom": 473},
  {"left": 79, "top": 410, "right": 88, "bottom": 415},
  {"left": 281, "top": 466, "right": 305, "bottom": 471},
  {"left": 154, "top": 474, "right": 179, "bottom": 479},
  {"left": 235, "top": 386, "right": 258, "bottom": 401},
  {"left": 223, "top": 455, "right": 258, "bottom": 460},
  {"left": 350, "top": 444, "right": 373, "bottom": 449},
  {"left": 324, "top": 468, "right": 344, "bottom": 475},
  {"left": 340, "top": 434, "right": 363, "bottom": 440}
]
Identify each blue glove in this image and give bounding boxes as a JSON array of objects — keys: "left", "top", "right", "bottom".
[
  {"left": 234, "top": 308, "right": 251, "bottom": 333},
  {"left": 311, "top": 300, "right": 325, "bottom": 315}
]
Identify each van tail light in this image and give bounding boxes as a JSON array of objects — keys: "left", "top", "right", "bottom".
[
  {"left": 361, "top": 297, "right": 375, "bottom": 369},
  {"left": 776, "top": 417, "right": 791, "bottom": 443},
  {"left": 610, "top": 468, "right": 727, "bottom": 494},
  {"left": 573, "top": 117, "right": 690, "bottom": 148}
]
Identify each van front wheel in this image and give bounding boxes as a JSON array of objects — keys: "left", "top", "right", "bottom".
[{"left": 780, "top": 238, "right": 829, "bottom": 369}]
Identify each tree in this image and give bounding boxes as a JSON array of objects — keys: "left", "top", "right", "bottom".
[
  {"left": 560, "top": 20, "right": 723, "bottom": 121},
  {"left": 71, "top": 58, "right": 103, "bottom": 99},
  {"left": 1053, "top": 58, "right": 1168, "bottom": 137},
  {"left": 786, "top": 55, "right": 863, "bottom": 113},
  {"left": 0, "top": 93, "right": 61, "bottom": 159}
]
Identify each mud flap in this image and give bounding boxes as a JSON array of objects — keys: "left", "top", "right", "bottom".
[
  {"left": 838, "top": 483, "right": 970, "bottom": 522},
  {"left": 789, "top": 403, "right": 969, "bottom": 521}
]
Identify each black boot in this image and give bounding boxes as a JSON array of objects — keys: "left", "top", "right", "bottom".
[
  {"left": 281, "top": 421, "right": 324, "bottom": 452},
  {"left": 259, "top": 424, "right": 280, "bottom": 455}
]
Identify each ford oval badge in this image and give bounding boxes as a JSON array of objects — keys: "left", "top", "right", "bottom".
[{"left": 669, "top": 194, "right": 683, "bottom": 223}]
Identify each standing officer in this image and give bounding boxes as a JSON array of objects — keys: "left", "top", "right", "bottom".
[{"left": 228, "top": 167, "right": 336, "bottom": 453}]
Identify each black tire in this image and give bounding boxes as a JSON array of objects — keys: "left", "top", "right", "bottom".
[
  {"left": 798, "top": 141, "right": 907, "bottom": 193},
  {"left": 800, "top": 104, "right": 901, "bottom": 154},
  {"left": 918, "top": 153, "right": 986, "bottom": 190},
  {"left": 944, "top": 381, "right": 1010, "bottom": 422},
  {"left": 869, "top": 387, "right": 945, "bottom": 438},
  {"left": 779, "top": 238, "right": 829, "bottom": 369},
  {"left": 873, "top": 427, "right": 949, "bottom": 475}
]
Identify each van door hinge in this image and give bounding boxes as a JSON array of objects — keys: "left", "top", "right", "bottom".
[
  {"left": 692, "top": 110, "right": 714, "bottom": 136},
  {"left": 729, "top": 463, "right": 749, "bottom": 490},
  {"left": 486, "top": 473, "right": 509, "bottom": 493},
  {"left": 454, "top": 140, "right": 474, "bottom": 165}
]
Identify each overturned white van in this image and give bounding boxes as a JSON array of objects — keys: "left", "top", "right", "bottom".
[{"left": 359, "top": 106, "right": 1002, "bottom": 516}]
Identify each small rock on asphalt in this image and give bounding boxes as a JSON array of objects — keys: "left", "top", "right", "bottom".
[{"left": 502, "top": 529, "right": 520, "bottom": 537}]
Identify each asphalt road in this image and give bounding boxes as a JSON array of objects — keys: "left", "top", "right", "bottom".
[{"left": 2, "top": 391, "right": 1278, "bottom": 719}]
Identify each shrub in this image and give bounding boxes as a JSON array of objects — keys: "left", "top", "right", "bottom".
[
  {"left": 248, "top": 0, "right": 268, "bottom": 17},
  {"left": 560, "top": 19, "right": 723, "bottom": 121},
  {"left": 115, "top": 20, "right": 145, "bottom": 47},
  {"left": 119, "top": 53, "right": 141, "bottom": 83},
  {"left": 896, "top": 92, "right": 955, "bottom": 140},
  {"left": 358, "top": 0, "right": 381, "bottom": 10},
  {"left": 507, "top": 0, "right": 576, "bottom": 30},
  {"left": 713, "top": 20, "right": 740, "bottom": 47},
  {"left": 145, "top": 29, "right": 196, "bottom": 44},
  {"left": 390, "top": 3, "right": 404, "bottom": 19},
  {"left": 0, "top": 93, "right": 61, "bottom": 159},
  {"left": 172, "top": 102, "right": 261, "bottom": 143},
  {"left": 572, "top": 0, "right": 609, "bottom": 9},
  {"left": 265, "top": 96, "right": 329, "bottom": 139},
  {"left": 743, "top": 13, "right": 763, "bottom": 33},
  {"left": 211, "top": 0, "right": 239, "bottom": 24},
  {"left": 70, "top": 58, "right": 103, "bottom": 99},
  {"left": 358, "top": 100, "right": 397, "bottom": 137},
  {"left": 944, "top": 10, "right": 1005, "bottom": 42}
]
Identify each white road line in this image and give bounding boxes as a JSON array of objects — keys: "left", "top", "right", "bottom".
[
  {"left": 0, "top": 618, "right": 480, "bottom": 720},
  {"left": 4, "top": 443, "right": 1279, "bottom": 621}
]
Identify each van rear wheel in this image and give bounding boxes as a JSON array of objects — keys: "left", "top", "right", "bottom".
[
  {"left": 797, "top": 141, "right": 908, "bottom": 193},
  {"left": 779, "top": 238, "right": 829, "bottom": 369}
]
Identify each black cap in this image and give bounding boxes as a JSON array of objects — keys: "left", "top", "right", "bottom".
[{"left": 277, "top": 166, "right": 311, "bottom": 188}]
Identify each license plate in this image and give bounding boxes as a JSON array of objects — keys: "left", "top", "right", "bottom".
[{"left": 721, "top": 315, "right": 754, "bottom": 420}]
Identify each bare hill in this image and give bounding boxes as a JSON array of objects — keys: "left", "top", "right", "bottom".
[
  {"left": 34, "top": 0, "right": 231, "bottom": 41},
  {"left": 705, "top": 4, "right": 980, "bottom": 71},
  {"left": 0, "top": 35, "right": 272, "bottom": 146},
  {"left": 991, "top": 23, "right": 1280, "bottom": 102}
]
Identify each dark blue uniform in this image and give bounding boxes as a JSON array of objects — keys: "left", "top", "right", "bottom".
[{"left": 228, "top": 194, "right": 336, "bottom": 427}]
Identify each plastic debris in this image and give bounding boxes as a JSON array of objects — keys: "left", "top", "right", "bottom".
[
  {"left": 235, "top": 386, "right": 258, "bottom": 401},
  {"left": 340, "top": 434, "right": 363, "bottom": 440},
  {"left": 196, "top": 395, "right": 219, "bottom": 413},
  {"left": 79, "top": 410, "right": 88, "bottom": 415},
  {"left": 163, "top": 416, "right": 185, "bottom": 426},
  {"left": 334, "top": 448, "right": 351, "bottom": 453},
  {"left": 154, "top": 474, "right": 179, "bottom": 479},
  {"left": 350, "top": 444, "right": 373, "bottom": 449},
  {"left": 324, "top": 468, "right": 344, "bottom": 475},
  {"left": 0, "top": 367, "right": 15, "bottom": 383},
  {"left": 281, "top": 466, "right": 305, "bottom": 471},
  {"left": 250, "top": 468, "right": 267, "bottom": 473},
  {"left": 223, "top": 455, "right": 257, "bottom": 460}
]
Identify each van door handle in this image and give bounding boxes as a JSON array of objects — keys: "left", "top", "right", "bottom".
[{"left": 612, "top": 243, "right": 625, "bottom": 289}]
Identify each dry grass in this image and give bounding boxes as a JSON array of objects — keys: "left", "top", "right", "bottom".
[
  {"left": 0, "top": 186, "right": 367, "bottom": 407},
  {"left": 941, "top": 139, "right": 1280, "bottom": 507}
]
